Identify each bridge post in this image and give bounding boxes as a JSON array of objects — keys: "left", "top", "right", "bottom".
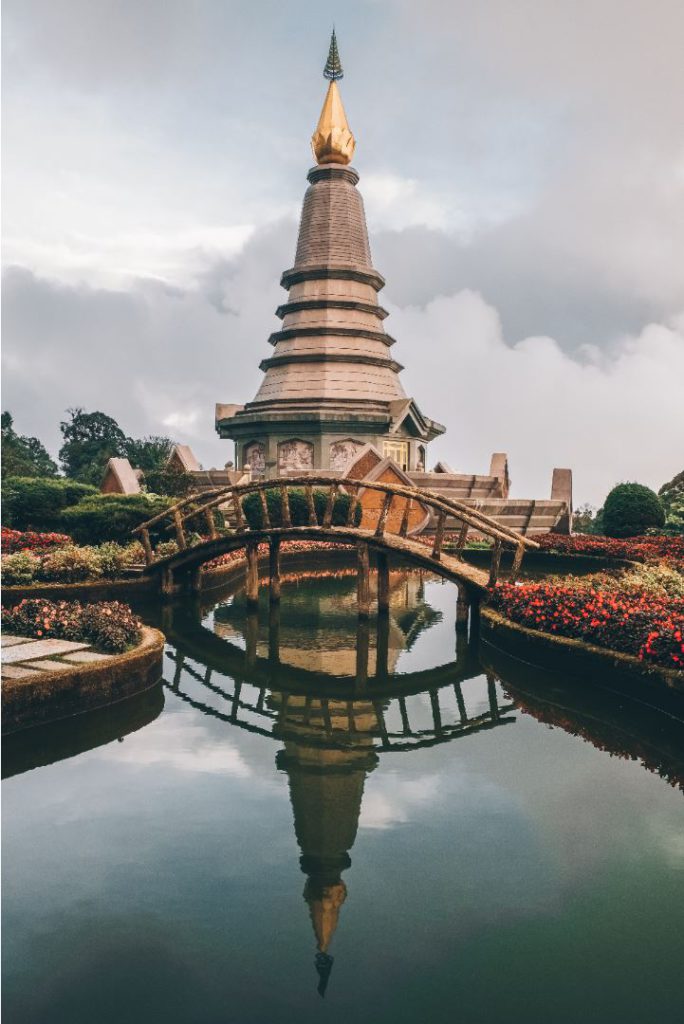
[
  {"left": 245, "top": 541, "right": 259, "bottom": 607},
  {"left": 245, "top": 611, "right": 258, "bottom": 669},
  {"left": 357, "top": 541, "right": 371, "bottom": 618},
  {"left": 455, "top": 583, "right": 470, "bottom": 631},
  {"left": 268, "top": 601, "right": 281, "bottom": 665},
  {"left": 376, "top": 610, "right": 390, "bottom": 681},
  {"left": 269, "top": 537, "right": 281, "bottom": 603},
  {"left": 160, "top": 565, "right": 175, "bottom": 596},
  {"left": 376, "top": 552, "right": 390, "bottom": 614},
  {"left": 355, "top": 617, "right": 370, "bottom": 689}
]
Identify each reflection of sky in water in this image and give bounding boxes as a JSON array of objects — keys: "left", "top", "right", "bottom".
[{"left": 3, "top": 571, "right": 684, "bottom": 1024}]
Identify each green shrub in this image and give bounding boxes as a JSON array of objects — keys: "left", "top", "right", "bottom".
[
  {"left": 602, "top": 483, "right": 665, "bottom": 538},
  {"left": 1, "top": 477, "right": 97, "bottom": 531},
  {"left": 60, "top": 493, "right": 171, "bottom": 545},
  {"left": 95, "top": 541, "right": 133, "bottom": 579},
  {"left": 38, "top": 545, "right": 103, "bottom": 583},
  {"left": 241, "top": 487, "right": 362, "bottom": 530},
  {"left": 2, "top": 551, "right": 41, "bottom": 585},
  {"left": 154, "top": 539, "right": 179, "bottom": 560}
]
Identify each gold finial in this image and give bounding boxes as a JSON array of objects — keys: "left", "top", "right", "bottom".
[{"left": 311, "top": 32, "right": 355, "bottom": 165}]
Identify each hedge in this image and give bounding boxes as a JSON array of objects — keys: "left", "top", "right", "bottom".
[
  {"left": 60, "top": 494, "right": 172, "bottom": 545},
  {"left": 241, "top": 487, "right": 362, "bottom": 530},
  {"left": 2, "top": 477, "right": 98, "bottom": 531}
]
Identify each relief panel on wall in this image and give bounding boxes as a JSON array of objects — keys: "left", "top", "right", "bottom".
[
  {"left": 329, "top": 438, "right": 365, "bottom": 473},
  {"left": 278, "top": 439, "right": 314, "bottom": 473},
  {"left": 244, "top": 441, "right": 266, "bottom": 476}
]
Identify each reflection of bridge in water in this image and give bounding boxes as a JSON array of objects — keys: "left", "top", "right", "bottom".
[{"left": 163, "top": 568, "right": 515, "bottom": 996}]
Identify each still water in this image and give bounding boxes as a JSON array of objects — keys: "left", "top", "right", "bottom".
[{"left": 3, "top": 564, "right": 684, "bottom": 1024}]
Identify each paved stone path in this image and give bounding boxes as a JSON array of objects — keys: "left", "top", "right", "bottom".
[{"left": 1, "top": 635, "right": 113, "bottom": 679}]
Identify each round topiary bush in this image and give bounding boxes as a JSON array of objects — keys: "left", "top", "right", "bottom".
[{"left": 602, "top": 482, "right": 665, "bottom": 538}]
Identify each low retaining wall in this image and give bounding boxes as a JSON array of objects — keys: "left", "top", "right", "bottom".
[
  {"left": 2, "top": 575, "right": 156, "bottom": 607},
  {"left": 481, "top": 607, "right": 683, "bottom": 693},
  {"left": 2, "top": 626, "right": 165, "bottom": 734}
]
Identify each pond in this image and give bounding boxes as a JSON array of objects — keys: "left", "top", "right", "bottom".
[{"left": 3, "top": 562, "right": 684, "bottom": 1024}]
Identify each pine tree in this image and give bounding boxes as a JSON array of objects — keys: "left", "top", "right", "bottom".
[{"left": 323, "top": 29, "right": 344, "bottom": 81}]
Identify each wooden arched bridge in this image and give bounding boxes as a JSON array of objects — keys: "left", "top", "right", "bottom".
[{"left": 133, "top": 475, "right": 539, "bottom": 612}]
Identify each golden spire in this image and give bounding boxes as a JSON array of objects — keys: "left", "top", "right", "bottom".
[{"left": 311, "top": 31, "right": 355, "bottom": 165}]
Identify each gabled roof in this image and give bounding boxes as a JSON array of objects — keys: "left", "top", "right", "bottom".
[
  {"left": 101, "top": 458, "right": 142, "bottom": 494},
  {"left": 388, "top": 398, "right": 446, "bottom": 441},
  {"left": 168, "top": 444, "right": 201, "bottom": 473}
]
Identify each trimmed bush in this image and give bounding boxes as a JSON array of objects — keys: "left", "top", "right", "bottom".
[
  {"left": 2, "top": 551, "right": 41, "bottom": 585},
  {"left": 60, "top": 493, "right": 171, "bottom": 545},
  {"left": 241, "top": 487, "right": 362, "bottom": 530},
  {"left": 603, "top": 483, "right": 665, "bottom": 538},
  {"left": 2, "top": 477, "right": 97, "bottom": 531},
  {"left": 37, "top": 545, "right": 103, "bottom": 583}
]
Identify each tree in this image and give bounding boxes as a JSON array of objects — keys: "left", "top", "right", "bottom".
[
  {"left": 572, "top": 503, "right": 604, "bottom": 535},
  {"left": 124, "top": 435, "right": 173, "bottom": 473},
  {"left": 658, "top": 469, "right": 684, "bottom": 536},
  {"left": 59, "top": 408, "right": 128, "bottom": 484},
  {"left": 1, "top": 412, "right": 58, "bottom": 479}
]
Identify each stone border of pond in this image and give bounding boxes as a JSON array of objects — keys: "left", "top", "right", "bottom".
[
  {"left": 480, "top": 607, "right": 683, "bottom": 692},
  {"left": 2, "top": 575, "right": 157, "bottom": 607},
  {"left": 1, "top": 626, "right": 165, "bottom": 735}
]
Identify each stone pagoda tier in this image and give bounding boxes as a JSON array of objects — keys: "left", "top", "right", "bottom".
[{"left": 216, "top": 36, "right": 445, "bottom": 479}]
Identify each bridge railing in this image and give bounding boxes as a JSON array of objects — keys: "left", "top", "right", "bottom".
[{"left": 132, "top": 475, "right": 539, "bottom": 585}]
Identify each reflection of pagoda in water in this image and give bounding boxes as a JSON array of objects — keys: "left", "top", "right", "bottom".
[
  {"left": 165, "top": 567, "right": 515, "bottom": 995},
  {"left": 214, "top": 568, "right": 440, "bottom": 677},
  {"left": 274, "top": 694, "right": 378, "bottom": 995}
]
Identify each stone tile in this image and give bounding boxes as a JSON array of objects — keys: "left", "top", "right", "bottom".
[
  {"left": 62, "top": 650, "right": 113, "bottom": 664},
  {"left": 0, "top": 636, "right": 34, "bottom": 648},
  {"left": 1, "top": 639, "right": 89, "bottom": 665},
  {"left": 21, "top": 659, "right": 71, "bottom": 673},
  {"left": 1, "top": 664, "right": 42, "bottom": 679}
]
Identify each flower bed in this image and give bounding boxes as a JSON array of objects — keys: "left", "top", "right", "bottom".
[
  {"left": 535, "top": 533, "right": 684, "bottom": 566},
  {"left": 202, "top": 539, "right": 354, "bottom": 572},
  {"left": 2, "top": 599, "right": 143, "bottom": 653},
  {"left": 489, "top": 579, "right": 684, "bottom": 669},
  {"left": 1, "top": 527, "right": 72, "bottom": 554},
  {"left": 2, "top": 540, "right": 145, "bottom": 586}
]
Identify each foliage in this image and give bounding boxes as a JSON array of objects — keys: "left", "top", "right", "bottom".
[
  {"left": 154, "top": 540, "right": 180, "bottom": 561},
  {"left": 2, "top": 539, "right": 146, "bottom": 586},
  {"left": 38, "top": 545, "right": 103, "bottom": 583},
  {"left": 2, "top": 599, "right": 143, "bottom": 653},
  {"left": 535, "top": 532, "right": 684, "bottom": 567},
  {"left": 656, "top": 471, "right": 684, "bottom": 536},
  {"left": 60, "top": 493, "right": 171, "bottom": 545},
  {"left": 490, "top": 579, "right": 684, "bottom": 669},
  {"left": 143, "top": 465, "right": 194, "bottom": 497},
  {"left": 572, "top": 503, "right": 604, "bottom": 535},
  {"left": 661, "top": 494, "right": 684, "bottom": 537},
  {"left": 123, "top": 435, "right": 173, "bottom": 473},
  {"left": 1, "top": 412, "right": 58, "bottom": 479},
  {"left": 619, "top": 562, "right": 684, "bottom": 599},
  {"left": 602, "top": 482, "right": 665, "bottom": 538},
  {"left": 1, "top": 527, "right": 72, "bottom": 554},
  {"left": 59, "top": 408, "right": 129, "bottom": 484},
  {"left": 241, "top": 487, "right": 362, "bottom": 530},
  {"left": 2, "top": 551, "right": 42, "bottom": 585},
  {"left": 1, "top": 476, "right": 98, "bottom": 531}
]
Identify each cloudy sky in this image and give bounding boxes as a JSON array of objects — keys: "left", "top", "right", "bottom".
[{"left": 3, "top": 0, "right": 683, "bottom": 504}]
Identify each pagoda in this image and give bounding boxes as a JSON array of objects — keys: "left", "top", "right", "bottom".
[{"left": 216, "top": 31, "right": 445, "bottom": 478}]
